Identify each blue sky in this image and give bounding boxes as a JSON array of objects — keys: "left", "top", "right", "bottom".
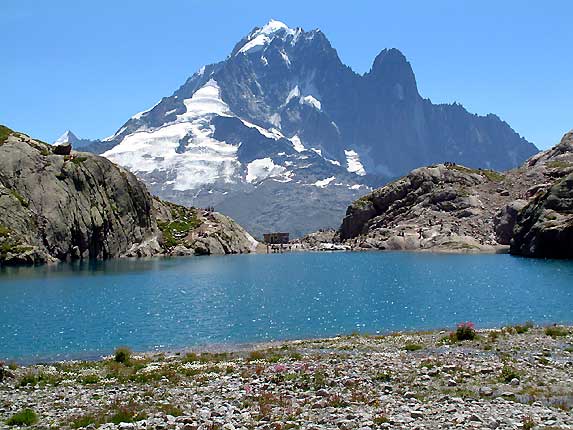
[{"left": 1, "top": 0, "right": 571, "bottom": 149}]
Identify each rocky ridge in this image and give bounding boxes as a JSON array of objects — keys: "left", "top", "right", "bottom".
[
  {"left": 0, "top": 126, "right": 257, "bottom": 266},
  {"left": 335, "top": 130, "right": 573, "bottom": 256}
]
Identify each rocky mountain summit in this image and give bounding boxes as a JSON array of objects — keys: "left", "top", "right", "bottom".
[
  {"left": 335, "top": 130, "right": 573, "bottom": 257},
  {"left": 57, "top": 19, "right": 537, "bottom": 237},
  {"left": 0, "top": 126, "right": 257, "bottom": 266}
]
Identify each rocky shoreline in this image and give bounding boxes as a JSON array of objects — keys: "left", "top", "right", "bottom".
[{"left": 1, "top": 325, "right": 572, "bottom": 429}]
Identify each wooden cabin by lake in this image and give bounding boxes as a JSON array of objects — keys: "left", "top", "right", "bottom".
[{"left": 263, "top": 232, "right": 290, "bottom": 244}]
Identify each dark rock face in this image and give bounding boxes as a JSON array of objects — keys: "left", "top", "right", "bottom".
[
  {"left": 52, "top": 143, "right": 72, "bottom": 155},
  {"left": 61, "top": 20, "right": 538, "bottom": 237},
  {"left": 493, "top": 200, "right": 528, "bottom": 245},
  {"left": 0, "top": 128, "right": 257, "bottom": 265},
  {"left": 510, "top": 173, "right": 573, "bottom": 258}
]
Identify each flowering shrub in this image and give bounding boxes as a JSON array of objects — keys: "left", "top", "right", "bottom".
[
  {"left": 271, "top": 364, "right": 287, "bottom": 373},
  {"left": 452, "top": 321, "right": 476, "bottom": 341}
]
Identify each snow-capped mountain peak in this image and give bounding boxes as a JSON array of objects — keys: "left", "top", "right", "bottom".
[
  {"left": 236, "top": 19, "right": 302, "bottom": 56},
  {"left": 75, "top": 19, "right": 537, "bottom": 238},
  {"left": 257, "top": 19, "right": 293, "bottom": 35},
  {"left": 54, "top": 130, "right": 79, "bottom": 145}
]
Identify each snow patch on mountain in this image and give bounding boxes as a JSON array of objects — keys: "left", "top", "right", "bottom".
[
  {"left": 285, "top": 86, "right": 300, "bottom": 105},
  {"left": 246, "top": 158, "right": 287, "bottom": 183},
  {"left": 280, "top": 49, "right": 291, "bottom": 66},
  {"left": 289, "top": 135, "right": 305, "bottom": 152},
  {"left": 313, "top": 176, "right": 335, "bottom": 188},
  {"left": 300, "top": 95, "right": 322, "bottom": 110},
  {"left": 344, "top": 149, "right": 366, "bottom": 176},
  {"left": 178, "top": 79, "right": 231, "bottom": 119},
  {"left": 103, "top": 119, "right": 240, "bottom": 190},
  {"left": 238, "top": 19, "right": 298, "bottom": 55},
  {"left": 103, "top": 79, "right": 241, "bottom": 190},
  {"left": 241, "top": 119, "right": 283, "bottom": 140}
]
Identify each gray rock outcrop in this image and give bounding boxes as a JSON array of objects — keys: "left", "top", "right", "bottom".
[
  {"left": 0, "top": 129, "right": 159, "bottom": 265},
  {"left": 335, "top": 130, "right": 573, "bottom": 256},
  {"left": 0, "top": 126, "right": 257, "bottom": 265},
  {"left": 337, "top": 164, "right": 505, "bottom": 252}
]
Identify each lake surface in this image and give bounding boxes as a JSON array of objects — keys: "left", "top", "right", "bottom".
[{"left": 1, "top": 252, "right": 572, "bottom": 363}]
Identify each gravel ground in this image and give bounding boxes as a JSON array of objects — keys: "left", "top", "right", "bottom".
[{"left": 1, "top": 326, "right": 572, "bottom": 429}]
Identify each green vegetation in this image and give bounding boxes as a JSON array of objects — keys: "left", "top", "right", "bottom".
[
  {"left": 0, "top": 237, "right": 33, "bottom": 260},
  {"left": 373, "top": 414, "right": 390, "bottom": 425},
  {"left": 522, "top": 415, "right": 535, "bottom": 430},
  {"left": 78, "top": 373, "right": 100, "bottom": 384},
  {"left": 404, "top": 343, "right": 423, "bottom": 352},
  {"left": 72, "top": 156, "right": 88, "bottom": 164},
  {"left": 108, "top": 402, "right": 147, "bottom": 425},
  {"left": 114, "top": 347, "right": 132, "bottom": 364},
  {"left": 64, "top": 155, "right": 88, "bottom": 164},
  {"left": 184, "top": 351, "right": 232, "bottom": 363},
  {"left": 70, "top": 414, "right": 97, "bottom": 429},
  {"left": 450, "top": 322, "right": 477, "bottom": 341},
  {"left": 158, "top": 404, "right": 184, "bottom": 417},
  {"left": 247, "top": 349, "right": 283, "bottom": 363},
  {"left": 10, "top": 190, "right": 29, "bottom": 208},
  {"left": 157, "top": 203, "right": 202, "bottom": 248},
  {"left": 500, "top": 365, "right": 520, "bottom": 383},
  {"left": 440, "top": 241, "right": 481, "bottom": 250},
  {"left": 18, "top": 371, "right": 62, "bottom": 387},
  {"left": 70, "top": 401, "right": 146, "bottom": 428},
  {"left": 353, "top": 196, "right": 373, "bottom": 209},
  {"left": 6, "top": 409, "right": 38, "bottom": 426},
  {"left": 481, "top": 169, "right": 506, "bottom": 182},
  {"left": 513, "top": 321, "right": 534, "bottom": 334},
  {"left": 546, "top": 160, "right": 572, "bottom": 169},
  {"left": 0, "top": 125, "right": 13, "bottom": 145},
  {"left": 0, "top": 225, "right": 10, "bottom": 238},
  {"left": 545, "top": 326, "right": 569, "bottom": 338},
  {"left": 372, "top": 371, "right": 392, "bottom": 382},
  {"left": 447, "top": 164, "right": 505, "bottom": 182}
]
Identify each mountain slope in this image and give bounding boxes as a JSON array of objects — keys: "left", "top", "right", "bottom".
[
  {"left": 0, "top": 126, "right": 257, "bottom": 265},
  {"left": 59, "top": 20, "right": 537, "bottom": 237}
]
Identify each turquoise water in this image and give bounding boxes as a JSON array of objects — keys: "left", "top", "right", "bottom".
[{"left": 0, "top": 252, "right": 572, "bottom": 363}]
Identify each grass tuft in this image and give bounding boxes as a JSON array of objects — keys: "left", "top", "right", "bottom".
[
  {"left": 114, "top": 347, "right": 132, "bottom": 364},
  {"left": 545, "top": 326, "right": 569, "bottom": 338},
  {"left": 6, "top": 409, "right": 38, "bottom": 426}
]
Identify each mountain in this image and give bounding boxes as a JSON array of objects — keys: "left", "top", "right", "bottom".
[
  {"left": 0, "top": 125, "right": 257, "bottom": 266},
  {"left": 54, "top": 130, "right": 114, "bottom": 153},
  {"left": 58, "top": 19, "right": 538, "bottom": 238},
  {"left": 334, "top": 130, "right": 573, "bottom": 257}
]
